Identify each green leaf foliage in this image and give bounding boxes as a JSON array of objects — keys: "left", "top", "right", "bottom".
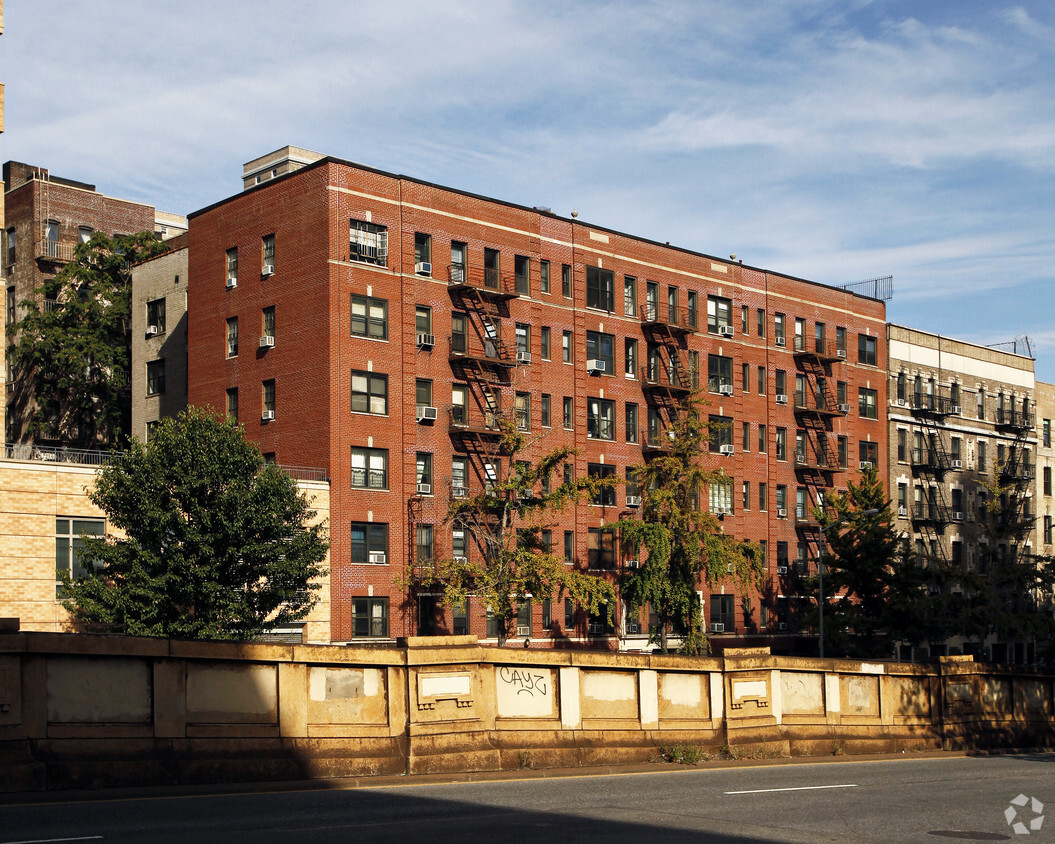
[
  {"left": 8, "top": 231, "right": 168, "bottom": 448},
  {"left": 61, "top": 407, "right": 329, "bottom": 640},
  {"left": 408, "top": 417, "right": 616, "bottom": 645},
  {"left": 618, "top": 391, "right": 762, "bottom": 654}
]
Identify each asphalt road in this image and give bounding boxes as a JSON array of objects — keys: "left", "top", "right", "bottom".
[{"left": 1, "top": 754, "right": 1053, "bottom": 843}]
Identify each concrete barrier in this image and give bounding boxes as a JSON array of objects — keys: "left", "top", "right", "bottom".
[{"left": 0, "top": 628, "right": 1051, "bottom": 792}]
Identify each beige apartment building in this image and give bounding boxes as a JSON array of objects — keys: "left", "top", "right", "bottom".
[
  {"left": 1037, "top": 382, "right": 1054, "bottom": 561},
  {"left": 887, "top": 324, "right": 1038, "bottom": 662}
]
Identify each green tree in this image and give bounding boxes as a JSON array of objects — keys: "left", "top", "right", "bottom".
[
  {"left": 61, "top": 408, "right": 329, "bottom": 640},
  {"left": 618, "top": 393, "right": 762, "bottom": 654},
  {"left": 8, "top": 230, "right": 168, "bottom": 448},
  {"left": 409, "top": 418, "right": 617, "bottom": 646},
  {"left": 812, "top": 466, "right": 930, "bottom": 658}
]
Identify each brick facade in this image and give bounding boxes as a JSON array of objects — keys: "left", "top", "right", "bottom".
[{"left": 187, "top": 157, "right": 888, "bottom": 649}]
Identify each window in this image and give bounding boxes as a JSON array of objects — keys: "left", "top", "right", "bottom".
[
  {"left": 146, "top": 298, "right": 166, "bottom": 334},
  {"left": 515, "top": 392, "right": 531, "bottom": 430},
  {"left": 742, "top": 480, "right": 750, "bottom": 509},
  {"left": 815, "top": 322, "right": 826, "bottom": 353},
  {"left": 796, "top": 487, "right": 809, "bottom": 521},
  {"left": 262, "top": 234, "right": 275, "bottom": 273},
  {"left": 758, "top": 424, "right": 767, "bottom": 453},
  {"left": 645, "top": 280, "right": 659, "bottom": 321},
  {"left": 1044, "top": 419, "right": 1051, "bottom": 448},
  {"left": 858, "top": 388, "right": 878, "bottom": 419},
  {"left": 416, "top": 524, "right": 434, "bottom": 565},
  {"left": 977, "top": 388, "right": 986, "bottom": 420},
  {"left": 349, "top": 219, "right": 388, "bottom": 265},
  {"left": 540, "top": 326, "right": 551, "bottom": 359},
  {"left": 711, "top": 595, "right": 734, "bottom": 631},
  {"left": 540, "top": 260, "right": 550, "bottom": 294},
  {"left": 1043, "top": 466, "right": 1051, "bottom": 496},
  {"left": 226, "top": 247, "right": 238, "bottom": 286},
  {"left": 759, "top": 482, "right": 768, "bottom": 511},
  {"left": 794, "top": 318, "right": 806, "bottom": 352},
  {"left": 562, "top": 264, "right": 572, "bottom": 298},
  {"left": 687, "top": 291, "right": 698, "bottom": 329},
  {"left": 350, "top": 523, "right": 388, "bottom": 564},
  {"left": 776, "top": 485, "right": 787, "bottom": 515},
  {"left": 587, "top": 398, "right": 615, "bottom": 440},
  {"left": 859, "top": 441, "right": 879, "bottom": 466},
  {"left": 262, "top": 379, "right": 275, "bottom": 417},
  {"left": 758, "top": 365, "right": 765, "bottom": 395},
  {"left": 516, "top": 323, "right": 530, "bottom": 358},
  {"left": 624, "top": 276, "right": 637, "bottom": 316},
  {"left": 262, "top": 306, "right": 275, "bottom": 343},
  {"left": 978, "top": 441, "right": 987, "bottom": 472},
  {"left": 451, "top": 313, "right": 467, "bottom": 354},
  {"left": 897, "top": 429, "right": 907, "bottom": 462},
  {"left": 775, "top": 427, "right": 786, "bottom": 460},
  {"left": 452, "top": 527, "right": 468, "bottom": 563},
  {"left": 541, "top": 394, "right": 551, "bottom": 427},
  {"left": 775, "top": 369, "right": 786, "bottom": 398},
  {"left": 741, "top": 305, "right": 749, "bottom": 335},
  {"left": 587, "top": 527, "right": 615, "bottom": 567},
  {"left": 448, "top": 240, "right": 468, "bottom": 282},
  {"left": 415, "top": 305, "right": 432, "bottom": 336},
  {"left": 55, "top": 517, "right": 105, "bottom": 596},
  {"left": 834, "top": 326, "right": 846, "bottom": 357},
  {"left": 350, "top": 294, "right": 387, "bottom": 340},
  {"left": 563, "top": 396, "right": 573, "bottom": 429},
  {"left": 707, "top": 295, "right": 732, "bottom": 333},
  {"left": 837, "top": 381, "right": 847, "bottom": 407},
  {"left": 586, "top": 330, "right": 614, "bottom": 374},
  {"left": 742, "top": 422, "right": 750, "bottom": 450},
  {"left": 146, "top": 359, "right": 166, "bottom": 396},
  {"left": 757, "top": 308, "right": 765, "bottom": 337},
  {"left": 226, "top": 317, "right": 238, "bottom": 357},
  {"left": 950, "top": 437, "right": 962, "bottom": 463},
  {"left": 588, "top": 463, "right": 616, "bottom": 507},
  {"left": 451, "top": 457, "right": 468, "bottom": 498},
  {"left": 415, "top": 380, "right": 433, "bottom": 414},
  {"left": 858, "top": 333, "right": 877, "bottom": 365},
  {"left": 709, "top": 415, "right": 733, "bottom": 453},
  {"left": 709, "top": 478, "right": 733, "bottom": 514},
  {"left": 5, "top": 286, "right": 14, "bottom": 326},
  {"left": 351, "top": 370, "right": 387, "bottom": 415},
  {"left": 352, "top": 597, "right": 389, "bottom": 638},
  {"left": 708, "top": 355, "right": 732, "bottom": 393},
  {"left": 625, "top": 338, "right": 638, "bottom": 377},
  {"left": 742, "top": 363, "right": 750, "bottom": 392},
  {"left": 1044, "top": 516, "right": 1053, "bottom": 545},
  {"left": 412, "top": 233, "right": 432, "bottom": 275},
  {"left": 351, "top": 447, "right": 388, "bottom": 489},
  {"left": 515, "top": 255, "right": 530, "bottom": 295},
  {"left": 226, "top": 388, "right": 238, "bottom": 422},
  {"left": 564, "top": 530, "right": 574, "bottom": 562},
  {"left": 562, "top": 330, "right": 572, "bottom": 363},
  {"left": 5, "top": 228, "right": 14, "bottom": 266},
  {"left": 514, "top": 599, "right": 532, "bottom": 636},
  {"left": 668, "top": 286, "right": 679, "bottom": 324},
  {"left": 620, "top": 402, "right": 637, "bottom": 443},
  {"left": 586, "top": 266, "right": 614, "bottom": 311}
]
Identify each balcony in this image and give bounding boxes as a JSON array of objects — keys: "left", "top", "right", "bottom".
[
  {"left": 448, "top": 406, "right": 507, "bottom": 446},
  {"left": 999, "top": 458, "right": 1035, "bottom": 483},
  {"left": 447, "top": 264, "right": 519, "bottom": 300},
  {"left": 640, "top": 301, "right": 697, "bottom": 334},
  {"left": 641, "top": 365, "right": 693, "bottom": 395},
  {"left": 448, "top": 335, "right": 515, "bottom": 371},
  {"left": 913, "top": 503, "right": 952, "bottom": 525},
  {"left": 34, "top": 239, "right": 76, "bottom": 264},
  {"left": 910, "top": 393, "right": 954, "bottom": 417},
  {"left": 642, "top": 430, "right": 675, "bottom": 456},
  {"left": 793, "top": 390, "right": 841, "bottom": 418},
  {"left": 793, "top": 337, "right": 844, "bottom": 364},
  {"left": 995, "top": 408, "right": 1034, "bottom": 432},
  {"left": 911, "top": 447, "right": 950, "bottom": 474}
]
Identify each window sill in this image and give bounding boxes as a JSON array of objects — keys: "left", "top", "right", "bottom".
[{"left": 349, "top": 335, "right": 389, "bottom": 343}]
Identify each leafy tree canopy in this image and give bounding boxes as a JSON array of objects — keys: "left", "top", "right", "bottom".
[
  {"left": 619, "top": 392, "right": 762, "bottom": 654},
  {"left": 8, "top": 230, "right": 168, "bottom": 448},
  {"left": 62, "top": 407, "right": 329, "bottom": 640}
]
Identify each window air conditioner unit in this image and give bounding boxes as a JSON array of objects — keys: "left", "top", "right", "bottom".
[
  {"left": 778, "top": 622, "right": 787, "bottom": 631},
  {"left": 776, "top": 394, "right": 788, "bottom": 404},
  {"left": 777, "top": 565, "right": 788, "bottom": 575},
  {"left": 259, "top": 335, "right": 275, "bottom": 348},
  {"left": 226, "top": 278, "right": 237, "bottom": 289},
  {"left": 720, "top": 444, "right": 734, "bottom": 455},
  {"left": 415, "top": 261, "right": 432, "bottom": 276},
  {"left": 368, "top": 551, "right": 387, "bottom": 564},
  {"left": 262, "top": 263, "right": 275, "bottom": 276},
  {"left": 860, "top": 461, "right": 873, "bottom": 470},
  {"left": 710, "top": 622, "right": 725, "bottom": 633},
  {"left": 416, "top": 405, "right": 438, "bottom": 422},
  {"left": 519, "top": 488, "right": 535, "bottom": 501},
  {"left": 777, "top": 508, "right": 787, "bottom": 518},
  {"left": 416, "top": 333, "right": 435, "bottom": 349},
  {"left": 517, "top": 350, "right": 532, "bottom": 364},
  {"left": 417, "top": 483, "right": 432, "bottom": 495},
  {"left": 261, "top": 410, "right": 275, "bottom": 422},
  {"left": 719, "top": 384, "right": 734, "bottom": 396},
  {"left": 954, "top": 511, "right": 964, "bottom": 521},
  {"left": 626, "top": 495, "right": 641, "bottom": 507},
  {"left": 837, "top": 349, "right": 846, "bottom": 358},
  {"left": 453, "top": 555, "right": 467, "bottom": 565},
  {"left": 775, "top": 336, "right": 786, "bottom": 347},
  {"left": 838, "top": 403, "right": 851, "bottom": 413},
  {"left": 625, "top": 622, "right": 641, "bottom": 634},
  {"left": 517, "top": 626, "right": 530, "bottom": 637},
  {"left": 897, "top": 399, "right": 906, "bottom": 406},
  {"left": 146, "top": 325, "right": 159, "bottom": 336},
  {"left": 625, "top": 559, "right": 639, "bottom": 569},
  {"left": 898, "top": 505, "right": 907, "bottom": 517},
  {"left": 951, "top": 459, "right": 962, "bottom": 469},
  {"left": 586, "top": 359, "right": 606, "bottom": 374},
  {"left": 952, "top": 405, "right": 962, "bottom": 415},
  {"left": 719, "top": 325, "right": 734, "bottom": 337},
  {"left": 452, "top": 485, "right": 468, "bottom": 499}
]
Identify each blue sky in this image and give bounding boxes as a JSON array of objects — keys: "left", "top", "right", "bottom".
[{"left": 5, "top": 1, "right": 1053, "bottom": 381}]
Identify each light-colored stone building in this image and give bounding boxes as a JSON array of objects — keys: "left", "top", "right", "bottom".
[
  {"left": 886, "top": 324, "right": 1037, "bottom": 662},
  {"left": 0, "top": 452, "right": 332, "bottom": 642},
  {"left": 131, "top": 233, "right": 188, "bottom": 440},
  {"left": 1036, "top": 381, "right": 1054, "bottom": 560}
]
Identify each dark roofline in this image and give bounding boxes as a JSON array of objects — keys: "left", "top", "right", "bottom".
[{"left": 189, "top": 155, "right": 884, "bottom": 305}]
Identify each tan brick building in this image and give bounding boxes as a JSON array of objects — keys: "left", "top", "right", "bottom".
[{"left": 1036, "top": 381, "right": 1054, "bottom": 560}]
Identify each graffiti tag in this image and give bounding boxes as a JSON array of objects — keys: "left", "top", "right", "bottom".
[{"left": 498, "top": 667, "right": 549, "bottom": 697}]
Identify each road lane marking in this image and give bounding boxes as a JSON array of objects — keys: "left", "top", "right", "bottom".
[
  {"left": 1, "top": 838, "right": 103, "bottom": 844},
  {"left": 725, "top": 784, "right": 858, "bottom": 795}
]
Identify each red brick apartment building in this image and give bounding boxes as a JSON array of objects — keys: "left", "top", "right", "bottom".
[{"left": 187, "top": 155, "right": 888, "bottom": 649}]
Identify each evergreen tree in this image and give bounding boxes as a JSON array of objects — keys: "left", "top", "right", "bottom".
[
  {"left": 62, "top": 408, "right": 329, "bottom": 640},
  {"left": 618, "top": 392, "right": 762, "bottom": 654},
  {"left": 8, "top": 231, "right": 168, "bottom": 448}
]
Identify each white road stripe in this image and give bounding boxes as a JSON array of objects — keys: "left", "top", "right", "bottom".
[
  {"left": 1, "top": 837, "right": 103, "bottom": 844},
  {"left": 725, "top": 784, "right": 858, "bottom": 795}
]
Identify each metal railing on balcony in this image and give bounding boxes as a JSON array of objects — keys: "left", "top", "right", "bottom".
[
  {"left": 640, "top": 300, "right": 696, "bottom": 333},
  {"left": 793, "top": 338, "right": 843, "bottom": 362},
  {"left": 447, "top": 335, "right": 514, "bottom": 367},
  {"left": 913, "top": 502, "right": 952, "bottom": 524},
  {"left": 642, "top": 430, "right": 675, "bottom": 454},
  {"left": 34, "top": 239, "right": 76, "bottom": 263},
  {"left": 995, "top": 408, "right": 1034, "bottom": 430},
  {"left": 641, "top": 365, "right": 693, "bottom": 393},
  {"left": 448, "top": 264, "right": 519, "bottom": 299},
  {"left": 448, "top": 405, "right": 504, "bottom": 436},
  {"left": 912, "top": 447, "right": 950, "bottom": 473},
  {"left": 999, "top": 458, "right": 1035, "bottom": 482},
  {"left": 910, "top": 393, "right": 954, "bottom": 416}
]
